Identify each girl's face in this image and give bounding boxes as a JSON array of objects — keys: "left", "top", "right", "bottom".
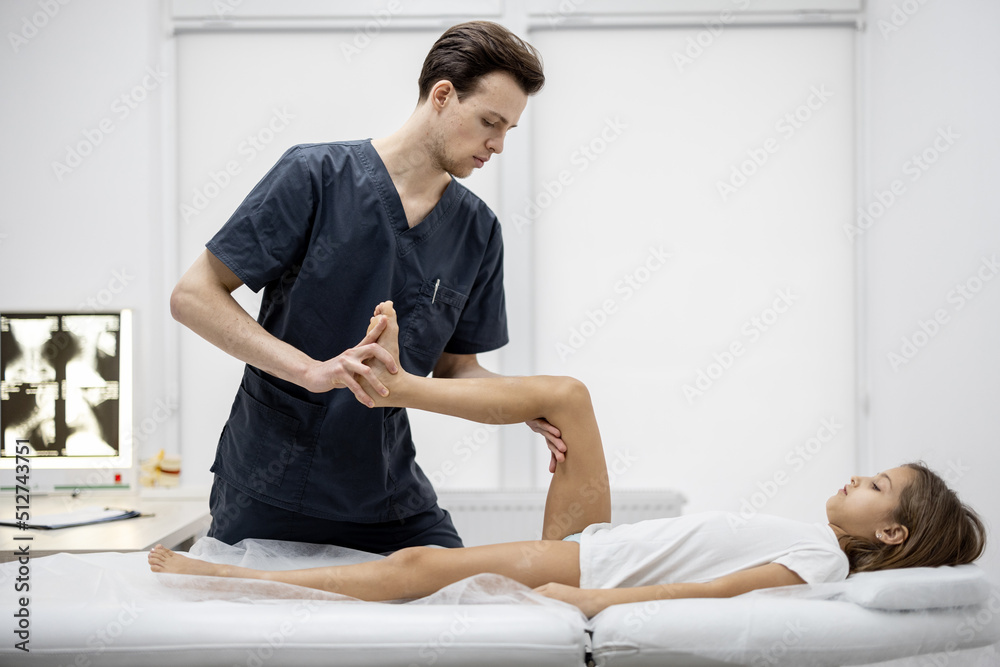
[{"left": 826, "top": 465, "right": 916, "bottom": 543}]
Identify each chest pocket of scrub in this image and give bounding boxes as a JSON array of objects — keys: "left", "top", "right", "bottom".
[{"left": 402, "top": 279, "right": 468, "bottom": 364}]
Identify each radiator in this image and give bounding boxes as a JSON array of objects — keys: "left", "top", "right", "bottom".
[{"left": 436, "top": 489, "right": 687, "bottom": 547}]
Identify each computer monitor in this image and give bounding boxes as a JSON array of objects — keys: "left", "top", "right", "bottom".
[{"left": 0, "top": 310, "right": 133, "bottom": 493}]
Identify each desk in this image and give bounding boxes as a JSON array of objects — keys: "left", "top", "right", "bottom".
[{"left": 0, "top": 492, "right": 211, "bottom": 562}]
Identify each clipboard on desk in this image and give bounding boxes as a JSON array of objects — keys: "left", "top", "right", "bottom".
[{"left": 0, "top": 507, "right": 144, "bottom": 530}]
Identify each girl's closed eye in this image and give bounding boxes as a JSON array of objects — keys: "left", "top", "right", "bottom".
[{"left": 481, "top": 118, "right": 495, "bottom": 128}]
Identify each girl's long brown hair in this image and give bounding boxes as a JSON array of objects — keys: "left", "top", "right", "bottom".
[{"left": 839, "top": 462, "right": 986, "bottom": 573}]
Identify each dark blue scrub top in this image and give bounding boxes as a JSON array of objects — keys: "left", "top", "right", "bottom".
[{"left": 205, "top": 140, "right": 508, "bottom": 522}]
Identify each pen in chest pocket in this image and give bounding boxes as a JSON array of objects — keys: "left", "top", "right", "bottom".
[{"left": 432, "top": 278, "right": 440, "bottom": 304}]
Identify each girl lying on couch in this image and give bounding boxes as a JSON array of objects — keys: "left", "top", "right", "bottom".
[{"left": 149, "top": 302, "right": 985, "bottom": 617}]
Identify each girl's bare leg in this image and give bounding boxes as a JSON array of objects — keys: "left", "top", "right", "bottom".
[
  {"left": 147, "top": 302, "right": 607, "bottom": 600},
  {"left": 363, "top": 301, "right": 610, "bottom": 539},
  {"left": 148, "top": 539, "right": 580, "bottom": 600}
]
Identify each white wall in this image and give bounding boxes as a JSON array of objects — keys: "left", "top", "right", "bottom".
[
  {"left": 527, "top": 26, "right": 857, "bottom": 524},
  {"left": 0, "top": 0, "right": 174, "bottom": 481},
  {"left": 2, "top": 1, "right": 997, "bottom": 589},
  {"left": 863, "top": 0, "right": 1000, "bottom": 584}
]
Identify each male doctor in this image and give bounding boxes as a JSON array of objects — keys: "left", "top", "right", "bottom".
[{"left": 171, "top": 21, "right": 564, "bottom": 552}]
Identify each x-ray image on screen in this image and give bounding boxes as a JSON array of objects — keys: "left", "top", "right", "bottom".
[{"left": 1, "top": 313, "right": 121, "bottom": 458}]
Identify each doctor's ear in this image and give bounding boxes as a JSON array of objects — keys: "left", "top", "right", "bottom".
[{"left": 429, "top": 80, "right": 456, "bottom": 110}]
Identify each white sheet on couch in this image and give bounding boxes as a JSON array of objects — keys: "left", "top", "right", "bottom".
[{"left": 0, "top": 538, "right": 589, "bottom": 667}]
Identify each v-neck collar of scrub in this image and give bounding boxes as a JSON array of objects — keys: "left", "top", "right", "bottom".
[{"left": 357, "top": 139, "right": 465, "bottom": 257}]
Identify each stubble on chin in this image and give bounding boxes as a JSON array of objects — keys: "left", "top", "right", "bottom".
[{"left": 428, "top": 132, "right": 473, "bottom": 179}]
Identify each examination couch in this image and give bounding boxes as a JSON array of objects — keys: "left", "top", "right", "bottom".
[{"left": 1, "top": 537, "right": 997, "bottom": 666}]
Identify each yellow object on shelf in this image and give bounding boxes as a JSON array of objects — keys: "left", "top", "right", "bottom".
[{"left": 139, "top": 449, "right": 181, "bottom": 488}]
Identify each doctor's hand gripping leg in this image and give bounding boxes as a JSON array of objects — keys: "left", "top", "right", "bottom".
[{"left": 363, "top": 301, "right": 610, "bottom": 539}]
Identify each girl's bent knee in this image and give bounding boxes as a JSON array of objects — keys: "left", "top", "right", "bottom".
[{"left": 556, "top": 376, "right": 591, "bottom": 406}]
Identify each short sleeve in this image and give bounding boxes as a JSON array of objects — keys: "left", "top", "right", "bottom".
[
  {"left": 206, "top": 146, "right": 316, "bottom": 293},
  {"left": 774, "top": 544, "right": 850, "bottom": 585},
  {"left": 445, "top": 216, "right": 509, "bottom": 354}
]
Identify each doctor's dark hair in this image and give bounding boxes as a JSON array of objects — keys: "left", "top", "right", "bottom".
[
  {"left": 838, "top": 462, "right": 986, "bottom": 574},
  {"left": 418, "top": 21, "right": 544, "bottom": 101}
]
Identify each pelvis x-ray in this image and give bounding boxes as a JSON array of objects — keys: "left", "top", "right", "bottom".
[{"left": 1, "top": 313, "right": 121, "bottom": 458}]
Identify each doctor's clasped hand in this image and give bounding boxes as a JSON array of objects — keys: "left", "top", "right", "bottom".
[{"left": 300, "top": 315, "right": 399, "bottom": 407}]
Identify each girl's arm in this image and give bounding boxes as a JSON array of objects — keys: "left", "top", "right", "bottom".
[{"left": 534, "top": 563, "right": 806, "bottom": 617}]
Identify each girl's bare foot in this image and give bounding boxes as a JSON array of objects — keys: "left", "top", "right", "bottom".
[
  {"left": 148, "top": 544, "right": 226, "bottom": 577},
  {"left": 363, "top": 301, "right": 408, "bottom": 406},
  {"left": 366, "top": 301, "right": 400, "bottom": 362}
]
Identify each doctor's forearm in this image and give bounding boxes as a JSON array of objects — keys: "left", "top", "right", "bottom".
[{"left": 171, "top": 280, "right": 314, "bottom": 386}]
